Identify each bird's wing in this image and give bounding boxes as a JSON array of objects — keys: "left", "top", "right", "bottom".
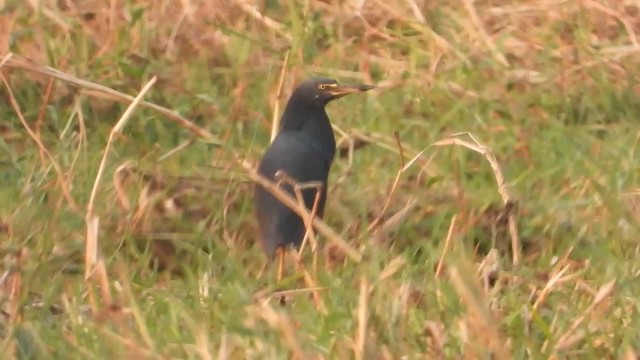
[{"left": 257, "top": 132, "right": 332, "bottom": 184}]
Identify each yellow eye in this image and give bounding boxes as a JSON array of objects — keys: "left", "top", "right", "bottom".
[{"left": 318, "top": 84, "right": 327, "bottom": 90}]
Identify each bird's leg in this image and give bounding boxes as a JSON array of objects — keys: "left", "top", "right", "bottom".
[
  {"left": 257, "top": 260, "right": 267, "bottom": 280},
  {"left": 276, "top": 247, "right": 285, "bottom": 282}
]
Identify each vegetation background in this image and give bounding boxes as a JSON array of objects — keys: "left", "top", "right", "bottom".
[{"left": 1, "top": 0, "right": 640, "bottom": 358}]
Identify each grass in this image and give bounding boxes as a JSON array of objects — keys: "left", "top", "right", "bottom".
[{"left": 1, "top": 0, "right": 640, "bottom": 358}]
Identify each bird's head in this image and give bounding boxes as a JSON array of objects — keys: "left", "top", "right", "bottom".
[{"left": 291, "top": 77, "right": 376, "bottom": 107}]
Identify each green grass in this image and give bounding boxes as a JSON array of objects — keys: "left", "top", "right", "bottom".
[{"left": 1, "top": 1, "right": 640, "bottom": 358}]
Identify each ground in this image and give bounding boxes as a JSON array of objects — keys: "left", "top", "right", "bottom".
[{"left": 1, "top": 0, "right": 640, "bottom": 358}]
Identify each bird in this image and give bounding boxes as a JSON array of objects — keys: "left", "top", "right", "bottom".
[{"left": 254, "top": 77, "right": 375, "bottom": 267}]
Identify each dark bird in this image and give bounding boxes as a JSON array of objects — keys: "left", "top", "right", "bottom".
[{"left": 254, "top": 77, "right": 375, "bottom": 261}]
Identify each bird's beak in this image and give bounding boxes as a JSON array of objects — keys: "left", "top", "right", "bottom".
[{"left": 328, "top": 83, "right": 376, "bottom": 98}]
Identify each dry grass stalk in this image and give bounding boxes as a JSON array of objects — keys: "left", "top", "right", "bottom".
[
  {"left": 116, "top": 263, "right": 157, "bottom": 353},
  {"left": 354, "top": 277, "right": 369, "bottom": 360},
  {"left": 370, "top": 0, "right": 470, "bottom": 65},
  {"left": 97, "top": 327, "right": 159, "bottom": 359},
  {"left": 84, "top": 77, "right": 157, "bottom": 279},
  {"left": 393, "top": 131, "right": 405, "bottom": 168},
  {"left": 449, "top": 264, "right": 511, "bottom": 360},
  {"left": 403, "top": 0, "right": 426, "bottom": 23},
  {"left": 269, "top": 286, "right": 327, "bottom": 298},
  {"left": 459, "top": 0, "right": 510, "bottom": 67},
  {"left": 112, "top": 161, "right": 139, "bottom": 212},
  {"left": 398, "top": 132, "right": 519, "bottom": 263},
  {"left": 195, "top": 326, "right": 213, "bottom": 360},
  {"left": 85, "top": 216, "right": 100, "bottom": 312},
  {"left": 3, "top": 55, "right": 218, "bottom": 142},
  {"left": 623, "top": 347, "right": 638, "bottom": 360},
  {"left": 338, "top": 129, "right": 407, "bottom": 158},
  {"left": 367, "top": 133, "right": 409, "bottom": 232},
  {"left": 231, "top": 0, "right": 293, "bottom": 41},
  {"left": 158, "top": 138, "right": 197, "bottom": 161},
  {"left": 336, "top": 131, "right": 373, "bottom": 168},
  {"left": 270, "top": 51, "right": 290, "bottom": 142},
  {"left": 67, "top": 98, "right": 88, "bottom": 189},
  {"left": 26, "top": 1, "right": 70, "bottom": 32},
  {"left": 277, "top": 247, "right": 328, "bottom": 314},
  {"left": 164, "top": 3, "right": 191, "bottom": 57},
  {"left": 436, "top": 215, "right": 457, "bottom": 278},
  {"left": 7, "top": 249, "right": 27, "bottom": 327},
  {"left": 532, "top": 263, "right": 571, "bottom": 311},
  {"left": 0, "top": 52, "right": 12, "bottom": 68},
  {"left": 583, "top": 0, "right": 638, "bottom": 46},
  {"left": 299, "top": 186, "right": 322, "bottom": 256},
  {"left": 300, "top": 266, "right": 328, "bottom": 315},
  {"left": 557, "top": 45, "right": 640, "bottom": 88},
  {"left": 477, "top": 249, "right": 501, "bottom": 293},
  {"left": 373, "top": 199, "right": 417, "bottom": 239},
  {"left": 254, "top": 301, "right": 307, "bottom": 359},
  {"left": 555, "top": 279, "right": 616, "bottom": 351},
  {"left": 216, "top": 332, "right": 229, "bottom": 360},
  {"left": 34, "top": 77, "right": 55, "bottom": 154},
  {"left": 432, "top": 133, "right": 520, "bottom": 264},
  {"left": 379, "top": 256, "right": 406, "bottom": 282},
  {"left": 424, "top": 320, "right": 447, "bottom": 358},
  {"left": 486, "top": 0, "right": 572, "bottom": 15},
  {"left": 1, "top": 67, "right": 80, "bottom": 212},
  {"left": 94, "top": 259, "right": 113, "bottom": 308}
]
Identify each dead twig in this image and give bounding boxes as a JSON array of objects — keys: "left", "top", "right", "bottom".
[
  {"left": 355, "top": 277, "right": 369, "bottom": 360},
  {"left": 555, "top": 279, "right": 616, "bottom": 351},
  {"left": 231, "top": 0, "right": 293, "bottom": 41},
  {"left": 271, "top": 51, "right": 290, "bottom": 142},
  {"left": 3, "top": 55, "right": 219, "bottom": 143},
  {"left": 0, "top": 72, "right": 80, "bottom": 212},
  {"left": 85, "top": 77, "right": 157, "bottom": 280},
  {"left": 367, "top": 131, "right": 407, "bottom": 232},
  {"left": 406, "top": 132, "right": 520, "bottom": 265},
  {"left": 252, "top": 301, "right": 307, "bottom": 359},
  {"left": 0, "top": 53, "right": 13, "bottom": 68},
  {"left": 35, "top": 78, "right": 56, "bottom": 165},
  {"left": 459, "top": 0, "right": 510, "bottom": 67},
  {"left": 436, "top": 215, "right": 457, "bottom": 278},
  {"left": 449, "top": 263, "right": 511, "bottom": 360}
]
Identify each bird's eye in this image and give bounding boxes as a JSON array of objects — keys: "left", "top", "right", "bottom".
[{"left": 318, "top": 84, "right": 326, "bottom": 90}]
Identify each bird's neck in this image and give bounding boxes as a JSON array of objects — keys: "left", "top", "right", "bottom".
[{"left": 279, "top": 103, "right": 336, "bottom": 161}]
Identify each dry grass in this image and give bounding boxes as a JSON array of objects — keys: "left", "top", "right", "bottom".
[{"left": 1, "top": 0, "right": 639, "bottom": 358}]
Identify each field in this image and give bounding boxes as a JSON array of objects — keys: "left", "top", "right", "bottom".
[{"left": 1, "top": 0, "right": 640, "bottom": 358}]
